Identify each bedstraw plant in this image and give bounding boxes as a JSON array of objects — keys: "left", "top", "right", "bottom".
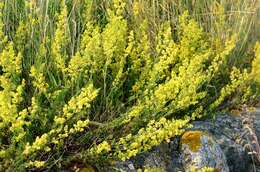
[{"left": 0, "top": 0, "right": 259, "bottom": 171}]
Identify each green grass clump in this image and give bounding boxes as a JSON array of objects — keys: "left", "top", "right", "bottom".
[{"left": 0, "top": 0, "right": 259, "bottom": 171}]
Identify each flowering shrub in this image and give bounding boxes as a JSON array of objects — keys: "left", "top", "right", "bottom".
[{"left": 0, "top": 0, "right": 258, "bottom": 171}]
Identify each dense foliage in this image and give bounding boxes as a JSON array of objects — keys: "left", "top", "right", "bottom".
[{"left": 0, "top": 0, "right": 259, "bottom": 171}]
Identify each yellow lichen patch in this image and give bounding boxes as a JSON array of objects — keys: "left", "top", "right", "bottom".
[
  {"left": 230, "top": 109, "right": 241, "bottom": 116},
  {"left": 181, "top": 131, "right": 203, "bottom": 152},
  {"left": 79, "top": 165, "right": 96, "bottom": 172},
  {"left": 247, "top": 107, "right": 256, "bottom": 112},
  {"left": 188, "top": 166, "right": 219, "bottom": 172}
]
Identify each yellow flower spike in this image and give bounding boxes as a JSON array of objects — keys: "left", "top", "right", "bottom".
[
  {"left": 51, "top": 0, "right": 70, "bottom": 74},
  {"left": 23, "top": 134, "right": 49, "bottom": 155},
  {"left": 27, "top": 161, "right": 45, "bottom": 168},
  {"left": 30, "top": 65, "right": 49, "bottom": 93}
]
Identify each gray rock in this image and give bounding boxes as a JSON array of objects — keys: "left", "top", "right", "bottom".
[
  {"left": 251, "top": 108, "right": 260, "bottom": 143},
  {"left": 105, "top": 160, "right": 136, "bottom": 172},
  {"left": 104, "top": 141, "right": 181, "bottom": 172},
  {"left": 190, "top": 114, "right": 252, "bottom": 172},
  {"left": 180, "top": 131, "right": 229, "bottom": 172},
  {"left": 104, "top": 110, "right": 260, "bottom": 172},
  {"left": 133, "top": 141, "right": 184, "bottom": 172},
  {"left": 141, "top": 152, "right": 167, "bottom": 170}
]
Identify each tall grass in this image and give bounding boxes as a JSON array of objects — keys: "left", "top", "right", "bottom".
[{"left": 1, "top": 1, "right": 258, "bottom": 73}]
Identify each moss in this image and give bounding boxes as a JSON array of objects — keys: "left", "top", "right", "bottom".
[{"left": 181, "top": 131, "right": 204, "bottom": 152}]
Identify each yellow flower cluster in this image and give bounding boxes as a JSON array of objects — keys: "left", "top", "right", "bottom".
[
  {"left": 14, "top": 21, "right": 28, "bottom": 52},
  {"left": 30, "top": 66, "right": 49, "bottom": 93},
  {"left": 0, "top": 44, "right": 24, "bottom": 125},
  {"left": 121, "top": 15, "right": 211, "bottom": 126},
  {"left": 28, "top": 96, "right": 40, "bottom": 118},
  {"left": 188, "top": 167, "right": 215, "bottom": 172},
  {"left": 22, "top": 83, "right": 98, "bottom": 158},
  {"left": 23, "top": 134, "right": 49, "bottom": 155},
  {"left": 52, "top": 85, "right": 97, "bottom": 139},
  {"left": 70, "top": 119, "right": 90, "bottom": 133},
  {"left": 178, "top": 12, "right": 205, "bottom": 62},
  {"left": 114, "top": 118, "right": 189, "bottom": 161},
  {"left": 210, "top": 67, "right": 250, "bottom": 110},
  {"left": 9, "top": 108, "right": 29, "bottom": 143},
  {"left": 149, "top": 22, "right": 178, "bottom": 86},
  {"left": 112, "top": 0, "right": 126, "bottom": 17},
  {"left": 90, "top": 117, "right": 189, "bottom": 161},
  {"left": 103, "top": 5, "right": 128, "bottom": 79},
  {"left": 0, "top": 43, "right": 22, "bottom": 75},
  {"left": 62, "top": 84, "right": 99, "bottom": 118},
  {"left": 27, "top": 160, "right": 46, "bottom": 168},
  {"left": 53, "top": 84, "right": 96, "bottom": 133},
  {"left": 92, "top": 141, "right": 111, "bottom": 154},
  {"left": 51, "top": 0, "right": 69, "bottom": 74},
  {"left": 206, "top": 35, "right": 237, "bottom": 85},
  {"left": 68, "top": 23, "right": 102, "bottom": 81},
  {"left": 0, "top": 30, "right": 27, "bottom": 166},
  {"left": 112, "top": 30, "right": 134, "bottom": 88},
  {"left": 129, "top": 20, "right": 151, "bottom": 93}
]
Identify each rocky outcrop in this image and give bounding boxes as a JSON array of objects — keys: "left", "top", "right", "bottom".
[
  {"left": 78, "top": 108, "right": 260, "bottom": 172},
  {"left": 253, "top": 108, "right": 260, "bottom": 142},
  {"left": 180, "top": 131, "right": 229, "bottom": 172},
  {"left": 189, "top": 114, "right": 252, "bottom": 172}
]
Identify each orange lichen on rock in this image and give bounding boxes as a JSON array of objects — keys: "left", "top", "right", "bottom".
[{"left": 181, "top": 131, "right": 203, "bottom": 152}]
